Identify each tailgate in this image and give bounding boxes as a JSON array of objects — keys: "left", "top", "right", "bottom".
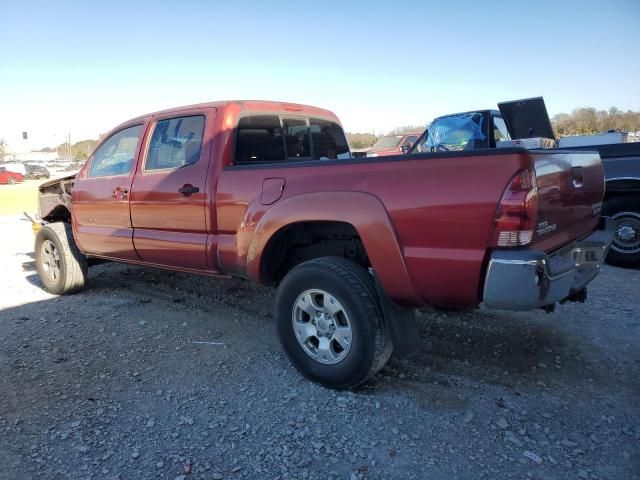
[{"left": 531, "top": 150, "right": 604, "bottom": 252}]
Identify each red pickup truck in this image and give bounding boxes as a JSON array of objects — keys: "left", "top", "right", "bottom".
[{"left": 35, "top": 100, "right": 613, "bottom": 389}]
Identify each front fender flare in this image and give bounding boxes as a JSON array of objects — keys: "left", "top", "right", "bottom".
[{"left": 245, "top": 191, "right": 420, "bottom": 306}]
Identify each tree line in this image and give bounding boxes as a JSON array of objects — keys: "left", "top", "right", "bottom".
[
  {"left": 552, "top": 107, "right": 640, "bottom": 137},
  {"left": 38, "top": 139, "right": 97, "bottom": 161}
]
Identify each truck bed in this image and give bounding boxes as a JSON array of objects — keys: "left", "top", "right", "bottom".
[{"left": 216, "top": 147, "right": 604, "bottom": 308}]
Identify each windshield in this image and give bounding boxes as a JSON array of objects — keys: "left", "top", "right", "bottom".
[
  {"left": 412, "top": 113, "right": 486, "bottom": 153},
  {"left": 373, "top": 136, "right": 402, "bottom": 148}
]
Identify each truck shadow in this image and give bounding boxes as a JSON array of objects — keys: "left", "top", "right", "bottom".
[
  {"left": 368, "top": 308, "right": 594, "bottom": 409},
  {"left": 20, "top": 252, "right": 36, "bottom": 273},
  {"left": 19, "top": 260, "right": 599, "bottom": 408}
]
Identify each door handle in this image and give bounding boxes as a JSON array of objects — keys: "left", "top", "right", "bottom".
[
  {"left": 571, "top": 166, "right": 584, "bottom": 188},
  {"left": 112, "top": 186, "right": 129, "bottom": 199},
  {"left": 178, "top": 184, "right": 199, "bottom": 197}
]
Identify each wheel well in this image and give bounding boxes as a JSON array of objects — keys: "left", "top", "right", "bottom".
[
  {"left": 261, "top": 221, "right": 369, "bottom": 285},
  {"left": 42, "top": 205, "right": 71, "bottom": 223}
]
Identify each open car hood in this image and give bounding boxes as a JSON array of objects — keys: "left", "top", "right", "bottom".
[
  {"left": 498, "top": 97, "right": 555, "bottom": 140},
  {"left": 38, "top": 173, "right": 76, "bottom": 190}
]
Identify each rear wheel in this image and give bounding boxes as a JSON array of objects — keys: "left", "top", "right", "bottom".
[
  {"left": 35, "top": 222, "right": 88, "bottom": 294},
  {"left": 603, "top": 196, "right": 640, "bottom": 268},
  {"left": 8, "top": 176, "right": 16, "bottom": 185},
  {"left": 275, "top": 257, "right": 392, "bottom": 389}
]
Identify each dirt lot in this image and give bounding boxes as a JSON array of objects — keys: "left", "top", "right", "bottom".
[
  {"left": 0, "top": 214, "right": 638, "bottom": 480},
  {"left": 0, "top": 180, "right": 41, "bottom": 216}
]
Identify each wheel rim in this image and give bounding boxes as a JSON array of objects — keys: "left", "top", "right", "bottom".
[
  {"left": 41, "top": 239, "right": 61, "bottom": 282},
  {"left": 611, "top": 211, "right": 640, "bottom": 254},
  {"left": 291, "top": 289, "right": 353, "bottom": 365}
]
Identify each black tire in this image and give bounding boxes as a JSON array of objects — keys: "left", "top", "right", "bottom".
[
  {"left": 275, "top": 257, "right": 392, "bottom": 389},
  {"left": 35, "top": 222, "right": 88, "bottom": 294},
  {"left": 603, "top": 195, "right": 640, "bottom": 268}
]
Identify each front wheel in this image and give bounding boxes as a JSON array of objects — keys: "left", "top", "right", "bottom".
[
  {"left": 7, "top": 176, "right": 16, "bottom": 185},
  {"left": 35, "top": 222, "right": 88, "bottom": 294},
  {"left": 275, "top": 257, "right": 392, "bottom": 389},
  {"left": 603, "top": 196, "right": 640, "bottom": 268}
]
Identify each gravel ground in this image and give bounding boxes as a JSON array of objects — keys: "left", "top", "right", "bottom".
[{"left": 1, "top": 215, "right": 638, "bottom": 480}]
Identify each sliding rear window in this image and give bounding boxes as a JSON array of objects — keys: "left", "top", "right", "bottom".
[
  {"left": 309, "top": 118, "right": 350, "bottom": 160},
  {"left": 234, "top": 115, "right": 350, "bottom": 164}
]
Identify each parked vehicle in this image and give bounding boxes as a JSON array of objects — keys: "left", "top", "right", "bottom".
[
  {"left": 409, "top": 98, "right": 640, "bottom": 268},
  {"left": 0, "top": 167, "right": 25, "bottom": 185},
  {"left": 0, "top": 162, "right": 27, "bottom": 176},
  {"left": 34, "top": 100, "right": 613, "bottom": 389},
  {"left": 352, "top": 132, "right": 421, "bottom": 157},
  {"left": 553, "top": 141, "right": 640, "bottom": 268},
  {"left": 25, "top": 163, "right": 51, "bottom": 180}
]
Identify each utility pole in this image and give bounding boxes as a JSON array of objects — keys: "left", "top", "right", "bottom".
[{"left": 66, "top": 133, "right": 71, "bottom": 161}]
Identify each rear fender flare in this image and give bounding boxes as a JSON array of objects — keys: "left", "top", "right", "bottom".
[{"left": 246, "top": 191, "right": 420, "bottom": 306}]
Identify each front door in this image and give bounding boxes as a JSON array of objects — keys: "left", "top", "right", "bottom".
[
  {"left": 129, "top": 111, "right": 214, "bottom": 270},
  {"left": 72, "top": 123, "right": 146, "bottom": 260}
]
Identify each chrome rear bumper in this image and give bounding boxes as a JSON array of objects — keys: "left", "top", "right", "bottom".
[{"left": 482, "top": 217, "right": 615, "bottom": 311}]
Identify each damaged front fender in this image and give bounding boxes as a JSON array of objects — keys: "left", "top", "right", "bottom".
[{"left": 38, "top": 174, "right": 76, "bottom": 221}]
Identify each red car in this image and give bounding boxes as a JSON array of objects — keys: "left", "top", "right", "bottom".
[
  {"left": 34, "top": 100, "right": 613, "bottom": 389},
  {"left": 353, "top": 132, "right": 421, "bottom": 157},
  {"left": 0, "top": 167, "right": 24, "bottom": 184}
]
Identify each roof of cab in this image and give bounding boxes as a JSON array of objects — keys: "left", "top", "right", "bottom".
[{"left": 123, "top": 100, "right": 340, "bottom": 126}]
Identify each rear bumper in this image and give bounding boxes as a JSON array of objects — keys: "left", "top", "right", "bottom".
[{"left": 482, "top": 217, "right": 615, "bottom": 311}]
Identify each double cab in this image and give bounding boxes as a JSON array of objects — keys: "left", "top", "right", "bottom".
[{"left": 35, "top": 100, "right": 613, "bottom": 389}]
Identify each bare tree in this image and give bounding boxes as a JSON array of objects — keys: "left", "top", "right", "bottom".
[
  {"left": 0, "top": 138, "right": 7, "bottom": 162},
  {"left": 346, "top": 132, "right": 378, "bottom": 149},
  {"left": 552, "top": 107, "right": 640, "bottom": 136}
]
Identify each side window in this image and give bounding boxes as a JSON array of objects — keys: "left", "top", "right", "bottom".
[
  {"left": 309, "top": 118, "right": 350, "bottom": 160},
  {"left": 235, "top": 115, "right": 284, "bottom": 163},
  {"left": 283, "top": 118, "right": 311, "bottom": 159},
  {"left": 493, "top": 116, "right": 510, "bottom": 143},
  {"left": 402, "top": 135, "right": 418, "bottom": 146},
  {"left": 88, "top": 125, "right": 143, "bottom": 177},
  {"left": 145, "top": 115, "right": 205, "bottom": 171}
]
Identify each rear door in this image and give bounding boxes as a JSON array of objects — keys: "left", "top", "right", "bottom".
[
  {"left": 129, "top": 110, "right": 214, "bottom": 270},
  {"left": 72, "top": 123, "right": 146, "bottom": 260}
]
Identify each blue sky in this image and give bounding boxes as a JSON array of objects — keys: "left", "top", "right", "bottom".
[{"left": 1, "top": 0, "right": 639, "bottom": 150}]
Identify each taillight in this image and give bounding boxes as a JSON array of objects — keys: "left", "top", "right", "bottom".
[{"left": 489, "top": 167, "right": 539, "bottom": 248}]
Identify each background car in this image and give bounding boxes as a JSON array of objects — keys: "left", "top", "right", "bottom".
[
  {"left": 0, "top": 167, "right": 25, "bottom": 185},
  {"left": 24, "top": 164, "right": 51, "bottom": 180},
  {"left": 352, "top": 132, "right": 422, "bottom": 157}
]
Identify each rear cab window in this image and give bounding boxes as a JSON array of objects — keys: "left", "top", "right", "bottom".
[
  {"left": 283, "top": 118, "right": 311, "bottom": 159},
  {"left": 234, "top": 114, "right": 350, "bottom": 164},
  {"left": 235, "top": 115, "right": 284, "bottom": 163},
  {"left": 309, "top": 118, "right": 350, "bottom": 160}
]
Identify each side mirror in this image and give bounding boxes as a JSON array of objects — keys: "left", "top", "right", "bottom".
[{"left": 401, "top": 143, "right": 412, "bottom": 153}]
